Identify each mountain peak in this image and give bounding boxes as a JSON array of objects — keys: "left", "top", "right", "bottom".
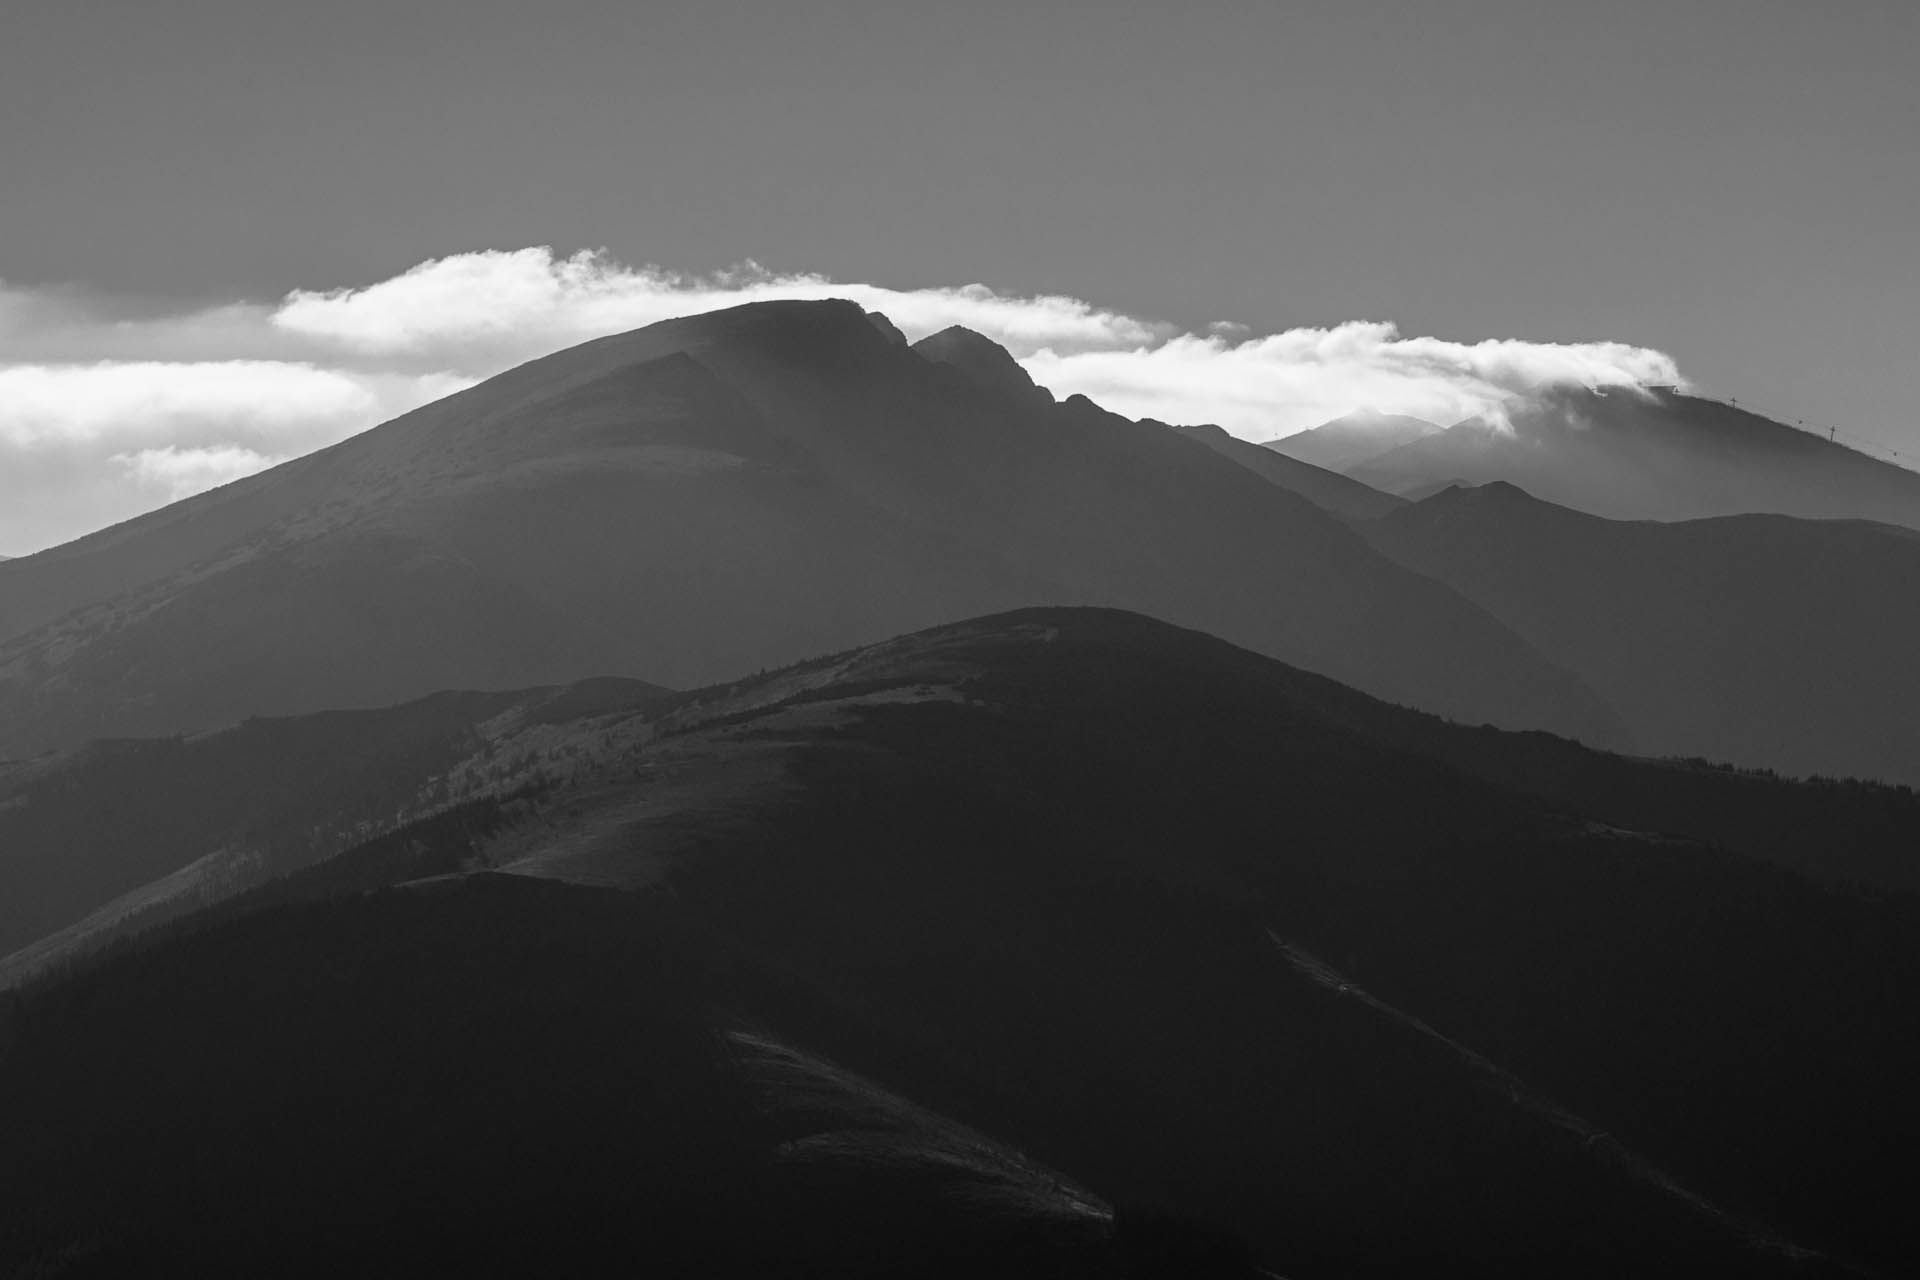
[
  {"left": 1264, "top": 411, "right": 1446, "bottom": 473},
  {"left": 1346, "top": 386, "right": 1920, "bottom": 527},
  {"left": 1164, "top": 420, "right": 1231, "bottom": 444},
  {"left": 581, "top": 297, "right": 903, "bottom": 372},
  {"left": 1443, "top": 479, "right": 1535, "bottom": 503},
  {"left": 912, "top": 325, "right": 1052, "bottom": 407},
  {"left": 863, "top": 309, "right": 909, "bottom": 346},
  {"left": 1322, "top": 408, "right": 1445, "bottom": 431}
]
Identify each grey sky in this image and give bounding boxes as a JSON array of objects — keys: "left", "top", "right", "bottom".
[{"left": 2, "top": 0, "right": 1916, "bottom": 551}]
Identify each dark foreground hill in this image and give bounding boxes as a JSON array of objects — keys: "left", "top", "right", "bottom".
[
  {"left": 1346, "top": 386, "right": 1920, "bottom": 527},
  {"left": 0, "top": 879, "right": 1191, "bottom": 1280},
  {"left": 3, "top": 609, "right": 1914, "bottom": 1278},
  {"left": 1364, "top": 482, "right": 1920, "bottom": 785},
  {"left": 0, "top": 300, "right": 1618, "bottom": 757}
]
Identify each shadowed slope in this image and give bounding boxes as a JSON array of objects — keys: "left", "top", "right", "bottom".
[
  {"left": 485, "top": 609, "right": 1914, "bottom": 1275},
  {"left": 9, "top": 608, "right": 1910, "bottom": 1277},
  {"left": 0, "top": 880, "right": 1192, "bottom": 1280},
  {"left": 1172, "top": 422, "right": 1405, "bottom": 520},
  {"left": 1364, "top": 481, "right": 1920, "bottom": 785},
  {"left": 0, "top": 677, "right": 671, "bottom": 968},
  {"left": 912, "top": 323, "right": 1055, "bottom": 409}
]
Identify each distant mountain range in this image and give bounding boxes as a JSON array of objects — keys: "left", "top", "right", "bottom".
[
  {"left": 1324, "top": 387, "right": 1920, "bottom": 528},
  {"left": 1363, "top": 482, "right": 1920, "bottom": 784},
  {"left": 1180, "top": 405, "right": 1920, "bottom": 785},
  {"left": 0, "top": 300, "right": 1617, "bottom": 757},
  {"left": 4, "top": 608, "right": 1914, "bottom": 1276},
  {"left": 1265, "top": 409, "right": 1447, "bottom": 473},
  {"left": 1170, "top": 422, "right": 1406, "bottom": 520}
]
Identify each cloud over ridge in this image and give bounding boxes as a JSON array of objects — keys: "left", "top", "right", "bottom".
[
  {"left": 0, "top": 360, "right": 381, "bottom": 446},
  {"left": 1026, "top": 322, "right": 1683, "bottom": 437},
  {"left": 273, "top": 247, "right": 1168, "bottom": 358},
  {"left": 113, "top": 443, "right": 288, "bottom": 500},
  {"left": 268, "top": 247, "right": 1680, "bottom": 434},
  {"left": 1, "top": 248, "right": 1684, "bottom": 553}
]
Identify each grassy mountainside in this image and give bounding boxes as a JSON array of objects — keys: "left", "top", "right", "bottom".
[
  {"left": 0, "top": 879, "right": 1196, "bottom": 1280},
  {"left": 5, "top": 609, "right": 1913, "bottom": 1277},
  {"left": 0, "top": 678, "right": 669, "bottom": 971}
]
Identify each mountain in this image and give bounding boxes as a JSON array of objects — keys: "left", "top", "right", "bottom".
[
  {"left": 0, "top": 677, "right": 670, "bottom": 972},
  {"left": 12, "top": 607, "right": 1919, "bottom": 988},
  {"left": 1263, "top": 409, "right": 1447, "bottom": 472},
  {"left": 1, "top": 877, "right": 1190, "bottom": 1280},
  {"left": 1361, "top": 481, "right": 1920, "bottom": 785},
  {"left": 1168, "top": 422, "right": 1406, "bottom": 520},
  {"left": 912, "top": 323, "right": 1056, "bottom": 409},
  {"left": 1347, "top": 386, "right": 1920, "bottom": 527},
  {"left": 0, "top": 300, "right": 1620, "bottom": 757},
  {"left": 2, "top": 609, "right": 1913, "bottom": 1277}
]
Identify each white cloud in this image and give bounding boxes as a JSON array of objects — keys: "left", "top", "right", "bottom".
[
  {"left": 265, "top": 248, "right": 1680, "bottom": 438},
  {"left": 0, "top": 249, "right": 1685, "bottom": 553},
  {"left": 0, "top": 350, "right": 467, "bottom": 552},
  {"left": 113, "top": 444, "right": 285, "bottom": 500},
  {"left": 0, "top": 361, "right": 378, "bottom": 447},
  {"left": 272, "top": 247, "right": 1167, "bottom": 361},
  {"left": 1023, "top": 323, "right": 1684, "bottom": 438}
]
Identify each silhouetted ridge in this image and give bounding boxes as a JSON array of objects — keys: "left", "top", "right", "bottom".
[
  {"left": 1425, "top": 479, "right": 1545, "bottom": 509},
  {"left": 1171, "top": 421, "right": 1406, "bottom": 521},
  {"left": 1266, "top": 410, "right": 1446, "bottom": 472},
  {"left": 863, "top": 309, "right": 909, "bottom": 346},
  {"left": 1365, "top": 486, "right": 1920, "bottom": 783},
  {"left": 912, "top": 325, "right": 1052, "bottom": 407},
  {"left": 693, "top": 296, "right": 901, "bottom": 355}
]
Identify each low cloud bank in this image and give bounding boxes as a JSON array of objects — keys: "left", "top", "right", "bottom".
[
  {"left": 1027, "top": 324, "right": 1682, "bottom": 437},
  {"left": 113, "top": 444, "right": 290, "bottom": 501},
  {"left": 0, "top": 249, "right": 1682, "bottom": 553},
  {"left": 272, "top": 248, "right": 1168, "bottom": 365}
]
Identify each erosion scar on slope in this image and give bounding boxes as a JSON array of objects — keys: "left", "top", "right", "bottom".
[{"left": 1261, "top": 929, "right": 1848, "bottom": 1272}]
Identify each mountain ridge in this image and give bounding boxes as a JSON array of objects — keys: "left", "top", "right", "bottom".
[
  {"left": 1264, "top": 409, "right": 1447, "bottom": 472},
  {"left": 1348, "top": 387, "right": 1920, "bottom": 527},
  {"left": 1171, "top": 422, "right": 1406, "bottom": 520},
  {"left": 0, "top": 298, "right": 1623, "bottom": 758},
  {"left": 1363, "top": 481, "right": 1920, "bottom": 784},
  {"left": 2, "top": 606, "right": 1910, "bottom": 1277}
]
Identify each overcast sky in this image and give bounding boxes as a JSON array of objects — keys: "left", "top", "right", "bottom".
[{"left": 3, "top": 0, "right": 1915, "bottom": 555}]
